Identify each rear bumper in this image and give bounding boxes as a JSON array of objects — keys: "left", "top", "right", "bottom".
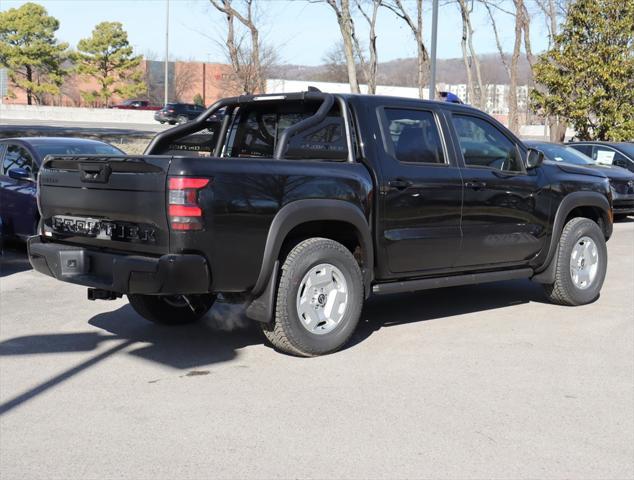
[{"left": 28, "top": 237, "right": 211, "bottom": 295}]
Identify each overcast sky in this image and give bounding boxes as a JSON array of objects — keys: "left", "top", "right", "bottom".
[{"left": 2, "top": 0, "right": 549, "bottom": 66}]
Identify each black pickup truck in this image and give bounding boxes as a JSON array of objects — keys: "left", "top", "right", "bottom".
[{"left": 28, "top": 91, "right": 613, "bottom": 356}]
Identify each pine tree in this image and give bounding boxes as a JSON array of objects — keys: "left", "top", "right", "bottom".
[
  {"left": 0, "top": 2, "right": 68, "bottom": 105},
  {"left": 75, "top": 22, "right": 146, "bottom": 106}
]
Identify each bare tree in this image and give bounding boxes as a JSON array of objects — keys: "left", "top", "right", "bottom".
[
  {"left": 481, "top": 0, "right": 531, "bottom": 133},
  {"left": 355, "top": 0, "right": 381, "bottom": 94},
  {"left": 209, "top": 0, "right": 266, "bottom": 94},
  {"left": 533, "top": 0, "right": 567, "bottom": 140},
  {"left": 455, "top": 0, "right": 484, "bottom": 107},
  {"left": 321, "top": 0, "right": 362, "bottom": 93},
  {"left": 317, "top": 43, "right": 351, "bottom": 83},
  {"left": 173, "top": 62, "right": 197, "bottom": 102},
  {"left": 383, "top": 0, "right": 428, "bottom": 99}
]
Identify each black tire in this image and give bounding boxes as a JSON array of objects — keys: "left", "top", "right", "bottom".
[
  {"left": 543, "top": 217, "right": 607, "bottom": 306},
  {"left": 168, "top": 121, "right": 176, "bottom": 125},
  {"left": 127, "top": 294, "right": 216, "bottom": 325},
  {"left": 261, "top": 238, "right": 364, "bottom": 357}
]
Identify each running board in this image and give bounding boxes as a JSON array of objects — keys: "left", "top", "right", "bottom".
[{"left": 372, "top": 268, "right": 533, "bottom": 295}]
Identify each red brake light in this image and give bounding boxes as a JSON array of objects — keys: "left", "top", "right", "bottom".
[
  {"left": 169, "top": 178, "right": 209, "bottom": 189},
  {"left": 168, "top": 177, "right": 210, "bottom": 231}
]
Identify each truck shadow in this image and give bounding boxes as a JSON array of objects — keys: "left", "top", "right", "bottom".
[
  {"left": 350, "top": 279, "right": 549, "bottom": 347},
  {"left": 0, "top": 279, "right": 548, "bottom": 415},
  {"left": 0, "top": 242, "right": 31, "bottom": 278}
]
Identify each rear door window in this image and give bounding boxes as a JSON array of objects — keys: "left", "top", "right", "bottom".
[{"left": 381, "top": 108, "right": 446, "bottom": 164}]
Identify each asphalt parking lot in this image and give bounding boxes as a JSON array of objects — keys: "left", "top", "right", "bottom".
[{"left": 1, "top": 221, "right": 633, "bottom": 479}]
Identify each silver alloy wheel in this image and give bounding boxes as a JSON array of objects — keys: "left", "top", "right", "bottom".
[
  {"left": 570, "top": 236, "right": 599, "bottom": 290},
  {"left": 296, "top": 263, "right": 349, "bottom": 335}
]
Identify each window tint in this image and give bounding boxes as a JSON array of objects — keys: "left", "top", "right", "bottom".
[
  {"left": 570, "top": 144, "right": 592, "bottom": 156},
  {"left": 2, "top": 144, "right": 35, "bottom": 177},
  {"left": 383, "top": 108, "right": 445, "bottom": 164},
  {"left": 226, "top": 104, "right": 348, "bottom": 161},
  {"left": 452, "top": 115, "right": 523, "bottom": 172}
]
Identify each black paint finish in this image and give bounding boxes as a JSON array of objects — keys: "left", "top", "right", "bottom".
[{"left": 31, "top": 93, "right": 613, "bottom": 304}]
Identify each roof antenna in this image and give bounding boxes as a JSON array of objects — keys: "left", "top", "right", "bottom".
[{"left": 307, "top": 86, "right": 322, "bottom": 93}]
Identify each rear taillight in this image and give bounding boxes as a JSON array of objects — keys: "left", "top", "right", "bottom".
[{"left": 168, "top": 177, "right": 210, "bottom": 231}]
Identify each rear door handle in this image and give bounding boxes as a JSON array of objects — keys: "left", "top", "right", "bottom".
[
  {"left": 464, "top": 180, "right": 487, "bottom": 190},
  {"left": 388, "top": 179, "right": 413, "bottom": 190}
]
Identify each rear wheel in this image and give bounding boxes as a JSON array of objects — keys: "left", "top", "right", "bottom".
[
  {"left": 128, "top": 294, "right": 216, "bottom": 325},
  {"left": 261, "top": 238, "right": 363, "bottom": 357},
  {"left": 543, "top": 217, "right": 607, "bottom": 306}
]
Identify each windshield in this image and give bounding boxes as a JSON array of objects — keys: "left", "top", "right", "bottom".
[
  {"left": 34, "top": 142, "right": 123, "bottom": 157},
  {"left": 537, "top": 143, "right": 594, "bottom": 165}
]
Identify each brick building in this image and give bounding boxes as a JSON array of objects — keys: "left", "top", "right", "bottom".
[{"left": 1, "top": 60, "right": 235, "bottom": 107}]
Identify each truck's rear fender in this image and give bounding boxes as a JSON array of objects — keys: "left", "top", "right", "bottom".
[
  {"left": 167, "top": 156, "right": 374, "bottom": 293},
  {"left": 532, "top": 190, "right": 612, "bottom": 283},
  {"left": 252, "top": 198, "right": 374, "bottom": 294}
]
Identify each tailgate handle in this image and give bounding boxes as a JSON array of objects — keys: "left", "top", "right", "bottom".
[{"left": 79, "top": 163, "right": 111, "bottom": 183}]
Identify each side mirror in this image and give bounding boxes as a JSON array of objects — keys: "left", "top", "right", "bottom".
[
  {"left": 8, "top": 167, "right": 33, "bottom": 181},
  {"left": 526, "top": 148, "right": 544, "bottom": 169}
]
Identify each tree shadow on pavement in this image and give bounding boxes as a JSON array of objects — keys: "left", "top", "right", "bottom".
[{"left": 0, "top": 303, "right": 262, "bottom": 416}]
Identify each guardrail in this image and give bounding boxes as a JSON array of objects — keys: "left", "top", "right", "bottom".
[{"left": 0, "top": 104, "right": 157, "bottom": 124}]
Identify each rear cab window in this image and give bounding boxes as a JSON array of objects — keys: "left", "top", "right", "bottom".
[{"left": 224, "top": 101, "right": 349, "bottom": 161}]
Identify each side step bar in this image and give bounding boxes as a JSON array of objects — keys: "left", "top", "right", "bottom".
[{"left": 372, "top": 268, "right": 533, "bottom": 295}]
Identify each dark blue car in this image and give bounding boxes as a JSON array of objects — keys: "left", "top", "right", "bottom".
[{"left": 0, "top": 137, "right": 124, "bottom": 240}]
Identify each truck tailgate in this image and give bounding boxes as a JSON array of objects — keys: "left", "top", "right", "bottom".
[{"left": 38, "top": 155, "right": 171, "bottom": 255}]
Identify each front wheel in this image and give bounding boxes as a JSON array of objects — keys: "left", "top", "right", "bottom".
[
  {"left": 261, "top": 238, "right": 363, "bottom": 357},
  {"left": 543, "top": 217, "right": 607, "bottom": 306},
  {"left": 128, "top": 294, "right": 216, "bottom": 325}
]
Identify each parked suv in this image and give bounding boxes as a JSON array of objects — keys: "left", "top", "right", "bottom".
[
  {"left": 29, "top": 92, "right": 613, "bottom": 356},
  {"left": 154, "top": 103, "right": 206, "bottom": 125}
]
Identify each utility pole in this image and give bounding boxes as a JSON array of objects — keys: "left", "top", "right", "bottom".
[
  {"left": 164, "top": 0, "right": 170, "bottom": 106},
  {"left": 429, "top": 0, "right": 439, "bottom": 100}
]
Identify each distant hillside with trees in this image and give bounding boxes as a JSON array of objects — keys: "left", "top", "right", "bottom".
[{"left": 275, "top": 54, "right": 534, "bottom": 87}]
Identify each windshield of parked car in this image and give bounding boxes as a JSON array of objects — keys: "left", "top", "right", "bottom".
[
  {"left": 537, "top": 143, "right": 594, "bottom": 165},
  {"left": 34, "top": 143, "right": 123, "bottom": 157}
]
